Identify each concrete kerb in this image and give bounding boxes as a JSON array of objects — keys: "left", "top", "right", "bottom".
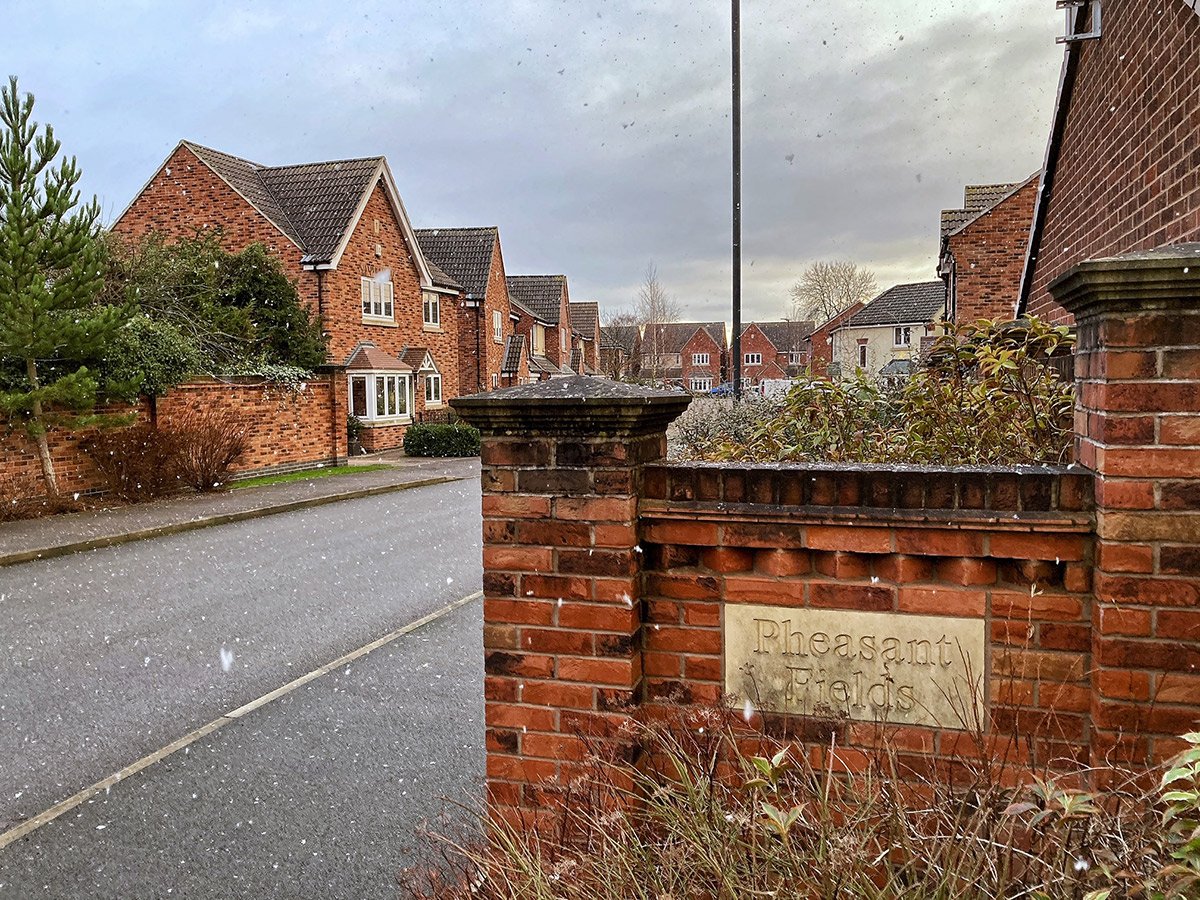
[{"left": 0, "top": 475, "right": 465, "bottom": 568}]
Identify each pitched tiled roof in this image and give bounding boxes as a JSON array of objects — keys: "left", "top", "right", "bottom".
[
  {"left": 399, "top": 347, "right": 438, "bottom": 372},
  {"left": 257, "top": 157, "right": 383, "bottom": 263},
  {"left": 424, "top": 259, "right": 461, "bottom": 290},
  {"left": 940, "top": 175, "right": 1038, "bottom": 238},
  {"left": 567, "top": 302, "right": 599, "bottom": 341},
  {"left": 529, "top": 354, "right": 561, "bottom": 375},
  {"left": 643, "top": 322, "right": 727, "bottom": 354},
  {"left": 601, "top": 325, "right": 639, "bottom": 352},
  {"left": 413, "top": 227, "right": 497, "bottom": 298},
  {"left": 501, "top": 334, "right": 525, "bottom": 374},
  {"left": 568, "top": 348, "right": 584, "bottom": 372},
  {"left": 844, "top": 282, "right": 946, "bottom": 328},
  {"left": 344, "top": 342, "right": 412, "bottom": 371},
  {"left": 506, "top": 275, "right": 565, "bottom": 324},
  {"left": 185, "top": 142, "right": 386, "bottom": 265},
  {"left": 745, "top": 320, "right": 815, "bottom": 350}
]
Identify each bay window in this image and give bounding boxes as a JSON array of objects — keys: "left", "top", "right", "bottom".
[{"left": 348, "top": 372, "right": 412, "bottom": 421}]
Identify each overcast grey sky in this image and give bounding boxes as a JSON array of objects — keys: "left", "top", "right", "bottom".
[{"left": 3, "top": 1, "right": 1064, "bottom": 322}]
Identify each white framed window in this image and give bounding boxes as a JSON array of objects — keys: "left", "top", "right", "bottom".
[
  {"left": 560, "top": 328, "right": 567, "bottom": 353},
  {"left": 425, "top": 373, "right": 442, "bottom": 405},
  {"left": 894, "top": 326, "right": 913, "bottom": 348},
  {"left": 858, "top": 345, "right": 868, "bottom": 368},
  {"left": 348, "top": 371, "right": 411, "bottom": 421},
  {"left": 689, "top": 377, "right": 713, "bottom": 392},
  {"left": 744, "top": 352, "right": 763, "bottom": 366},
  {"left": 422, "top": 291, "right": 440, "bottom": 328},
  {"left": 692, "top": 352, "right": 710, "bottom": 366},
  {"left": 492, "top": 373, "right": 500, "bottom": 388},
  {"left": 788, "top": 351, "right": 805, "bottom": 365},
  {"left": 493, "top": 310, "right": 503, "bottom": 343},
  {"left": 533, "top": 325, "right": 546, "bottom": 356},
  {"left": 360, "top": 276, "right": 394, "bottom": 320}
]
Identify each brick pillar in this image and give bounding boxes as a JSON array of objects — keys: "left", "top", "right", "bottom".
[
  {"left": 452, "top": 377, "right": 690, "bottom": 822},
  {"left": 1052, "top": 246, "right": 1200, "bottom": 767}
]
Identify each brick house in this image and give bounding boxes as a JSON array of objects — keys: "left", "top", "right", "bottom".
[
  {"left": 829, "top": 282, "right": 946, "bottom": 379},
  {"left": 507, "top": 276, "right": 574, "bottom": 380},
  {"left": 642, "top": 322, "right": 726, "bottom": 391},
  {"left": 567, "top": 302, "right": 602, "bottom": 375},
  {"left": 600, "top": 325, "right": 640, "bottom": 379},
  {"left": 737, "top": 321, "right": 815, "bottom": 387},
  {"left": 113, "top": 140, "right": 461, "bottom": 451},
  {"left": 1020, "top": 0, "right": 1200, "bottom": 322},
  {"left": 804, "top": 301, "right": 865, "bottom": 378},
  {"left": 414, "top": 227, "right": 515, "bottom": 394},
  {"left": 938, "top": 174, "right": 1039, "bottom": 324}
]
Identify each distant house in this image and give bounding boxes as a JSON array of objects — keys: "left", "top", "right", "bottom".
[
  {"left": 642, "top": 322, "right": 726, "bottom": 391},
  {"left": 738, "top": 321, "right": 815, "bottom": 386},
  {"left": 830, "top": 282, "right": 946, "bottom": 379},
  {"left": 113, "top": 140, "right": 461, "bottom": 451},
  {"left": 414, "top": 226, "right": 514, "bottom": 393},
  {"left": 805, "top": 301, "right": 865, "bottom": 378},
  {"left": 507, "top": 276, "right": 575, "bottom": 380},
  {"left": 1020, "top": 1, "right": 1200, "bottom": 323},
  {"left": 600, "top": 325, "right": 640, "bottom": 380},
  {"left": 567, "top": 302, "right": 602, "bottom": 375},
  {"left": 938, "top": 175, "right": 1039, "bottom": 325}
]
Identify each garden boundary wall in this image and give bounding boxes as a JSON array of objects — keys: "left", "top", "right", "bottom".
[
  {"left": 2, "top": 374, "right": 347, "bottom": 501},
  {"left": 452, "top": 246, "right": 1200, "bottom": 825}
]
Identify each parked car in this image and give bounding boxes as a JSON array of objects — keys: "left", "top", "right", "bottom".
[{"left": 709, "top": 382, "right": 735, "bottom": 397}]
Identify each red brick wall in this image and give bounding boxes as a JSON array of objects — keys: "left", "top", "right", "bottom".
[
  {"left": 738, "top": 326, "right": 788, "bottom": 384},
  {"left": 640, "top": 465, "right": 1095, "bottom": 770},
  {"left": 456, "top": 240, "right": 514, "bottom": 394},
  {"left": 2, "top": 377, "right": 345, "bottom": 500},
  {"left": 111, "top": 144, "right": 319, "bottom": 314},
  {"left": 947, "top": 179, "right": 1037, "bottom": 324},
  {"left": 1026, "top": 0, "right": 1200, "bottom": 322},
  {"left": 807, "top": 302, "right": 863, "bottom": 376},
  {"left": 1057, "top": 257, "right": 1200, "bottom": 767},
  {"left": 680, "top": 330, "right": 724, "bottom": 387}
]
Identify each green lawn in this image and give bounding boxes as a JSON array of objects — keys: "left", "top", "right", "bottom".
[{"left": 231, "top": 463, "right": 393, "bottom": 490}]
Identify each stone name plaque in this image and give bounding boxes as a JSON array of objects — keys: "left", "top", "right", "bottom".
[{"left": 724, "top": 604, "right": 987, "bottom": 728}]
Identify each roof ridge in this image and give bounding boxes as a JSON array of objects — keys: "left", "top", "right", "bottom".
[
  {"left": 261, "top": 154, "right": 385, "bottom": 173},
  {"left": 945, "top": 171, "right": 1041, "bottom": 238},
  {"left": 181, "top": 139, "right": 266, "bottom": 170}
]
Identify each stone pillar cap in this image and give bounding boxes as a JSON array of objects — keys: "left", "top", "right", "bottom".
[
  {"left": 1051, "top": 243, "right": 1200, "bottom": 318},
  {"left": 451, "top": 375, "right": 692, "bottom": 438}
]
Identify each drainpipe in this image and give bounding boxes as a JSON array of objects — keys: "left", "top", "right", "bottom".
[
  {"left": 476, "top": 299, "right": 483, "bottom": 392},
  {"left": 316, "top": 270, "right": 340, "bottom": 463}
]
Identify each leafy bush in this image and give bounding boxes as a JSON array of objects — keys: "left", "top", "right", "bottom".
[
  {"left": 680, "top": 317, "right": 1074, "bottom": 466},
  {"left": 404, "top": 714, "right": 1200, "bottom": 900},
  {"left": 166, "top": 409, "right": 250, "bottom": 491},
  {"left": 101, "top": 233, "right": 327, "bottom": 373},
  {"left": 101, "top": 314, "right": 200, "bottom": 402},
  {"left": 80, "top": 423, "right": 182, "bottom": 501},
  {"left": 403, "top": 423, "right": 481, "bottom": 458}
]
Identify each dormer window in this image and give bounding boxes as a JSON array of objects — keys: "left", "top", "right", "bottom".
[{"left": 361, "top": 276, "right": 394, "bottom": 320}]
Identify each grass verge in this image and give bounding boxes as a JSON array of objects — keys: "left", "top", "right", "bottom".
[{"left": 231, "top": 463, "right": 392, "bottom": 490}]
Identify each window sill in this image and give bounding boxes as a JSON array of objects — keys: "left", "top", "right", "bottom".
[
  {"left": 362, "top": 416, "right": 412, "bottom": 427},
  {"left": 425, "top": 402, "right": 444, "bottom": 409},
  {"left": 363, "top": 316, "right": 398, "bottom": 327},
  {"left": 422, "top": 324, "right": 445, "bottom": 334}
]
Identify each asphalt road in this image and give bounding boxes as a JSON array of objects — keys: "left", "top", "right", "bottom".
[{"left": 0, "top": 476, "right": 485, "bottom": 897}]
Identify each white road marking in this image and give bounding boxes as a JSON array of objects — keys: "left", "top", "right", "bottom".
[{"left": 0, "top": 590, "right": 483, "bottom": 851}]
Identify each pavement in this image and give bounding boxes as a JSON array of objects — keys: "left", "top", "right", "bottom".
[
  {"left": 0, "top": 468, "right": 487, "bottom": 897},
  {"left": 0, "top": 454, "right": 480, "bottom": 567}
]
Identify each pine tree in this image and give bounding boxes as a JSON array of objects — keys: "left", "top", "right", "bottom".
[{"left": 0, "top": 77, "right": 129, "bottom": 496}]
